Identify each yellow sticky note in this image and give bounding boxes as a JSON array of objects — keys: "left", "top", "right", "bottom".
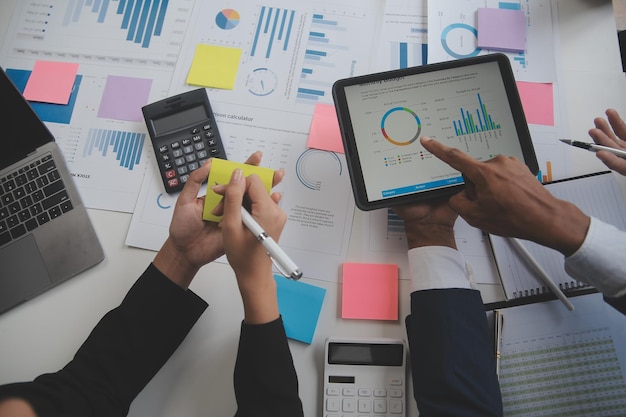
[
  {"left": 187, "top": 44, "right": 242, "bottom": 90},
  {"left": 203, "top": 159, "right": 275, "bottom": 222}
]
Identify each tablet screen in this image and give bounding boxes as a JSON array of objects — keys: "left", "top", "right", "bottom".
[{"left": 335, "top": 55, "right": 536, "bottom": 210}]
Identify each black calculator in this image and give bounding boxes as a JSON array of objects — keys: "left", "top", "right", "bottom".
[{"left": 142, "top": 88, "right": 227, "bottom": 194}]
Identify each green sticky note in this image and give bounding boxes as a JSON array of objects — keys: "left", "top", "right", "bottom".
[
  {"left": 187, "top": 44, "right": 242, "bottom": 90},
  {"left": 203, "top": 158, "right": 274, "bottom": 222}
]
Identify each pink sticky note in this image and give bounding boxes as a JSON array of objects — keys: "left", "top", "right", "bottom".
[
  {"left": 477, "top": 8, "right": 526, "bottom": 53},
  {"left": 516, "top": 81, "right": 554, "bottom": 126},
  {"left": 341, "top": 263, "right": 398, "bottom": 320},
  {"left": 307, "top": 103, "right": 344, "bottom": 154},
  {"left": 23, "top": 61, "right": 79, "bottom": 105}
]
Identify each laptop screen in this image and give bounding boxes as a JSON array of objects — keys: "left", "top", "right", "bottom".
[{"left": 0, "top": 68, "right": 54, "bottom": 169}]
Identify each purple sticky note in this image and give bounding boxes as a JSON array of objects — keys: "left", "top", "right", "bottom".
[
  {"left": 97, "top": 75, "right": 152, "bottom": 122},
  {"left": 477, "top": 8, "right": 526, "bottom": 53}
]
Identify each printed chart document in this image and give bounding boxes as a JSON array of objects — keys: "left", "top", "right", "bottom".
[
  {"left": 0, "top": 0, "right": 197, "bottom": 212},
  {"left": 498, "top": 293, "right": 626, "bottom": 416},
  {"left": 126, "top": 0, "right": 387, "bottom": 282},
  {"left": 490, "top": 172, "right": 626, "bottom": 300}
]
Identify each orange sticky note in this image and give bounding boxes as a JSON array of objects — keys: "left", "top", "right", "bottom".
[
  {"left": 307, "top": 103, "right": 344, "bottom": 153},
  {"left": 341, "top": 263, "right": 398, "bottom": 320},
  {"left": 23, "top": 61, "right": 79, "bottom": 105},
  {"left": 516, "top": 81, "right": 554, "bottom": 126}
]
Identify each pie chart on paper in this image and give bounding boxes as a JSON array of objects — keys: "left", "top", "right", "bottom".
[{"left": 215, "top": 9, "right": 240, "bottom": 30}]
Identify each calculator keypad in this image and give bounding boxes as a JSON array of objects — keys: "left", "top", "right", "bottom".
[
  {"left": 325, "top": 377, "right": 405, "bottom": 417},
  {"left": 157, "top": 122, "right": 226, "bottom": 193}
]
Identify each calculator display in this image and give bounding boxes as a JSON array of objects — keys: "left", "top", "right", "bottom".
[
  {"left": 328, "top": 342, "right": 404, "bottom": 366},
  {"left": 152, "top": 105, "right": 207, "bottom": 135}
]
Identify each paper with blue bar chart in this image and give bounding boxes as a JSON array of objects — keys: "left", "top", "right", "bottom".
[
  {"left": 426, "top": 0, "right": 573, "bottom": 185},
  {"left": 427, "top": 0, "right": 557, "bottom": 82},
  {"left": 373, "top": 0, "right": 429, "bottom": 72},
  {"left": 0, "top": 0, "right": 195, "bottom": 212},
  {"left": 126, "top": 0, "right": 384, "bottom": 282}
]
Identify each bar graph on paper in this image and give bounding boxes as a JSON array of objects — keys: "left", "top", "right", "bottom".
[
  {"left": 63, "top": 0, "right": 170, "bottom": 48},
  {"left": 297, "top": 10, "right": 374, "bottom": 105},
  {"left": 390, "top": 41, "right": 428, "bottom": 69},
  {"left": 250, "top": 6, "right": 296, "bottom": 59},
  {"left": 537, "top": 161, "right": 553, "bottom": 183},
  {"left": 83, "top": 128, "right": 145, "bottom": 171}
]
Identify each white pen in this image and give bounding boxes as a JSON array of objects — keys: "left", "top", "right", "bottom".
[
  {"left": 508, "top": 237, "right": 574, "bottom": 311},
  {"left": 559, "top": 139, "right": 626, "bottom": 159},
  {"left": 240, "top": 206, "right": 303, "bottom": 280}
]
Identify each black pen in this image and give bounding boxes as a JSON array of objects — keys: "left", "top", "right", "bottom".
[{"left": 559, "top": 139, "right": 626, "bottom": 159}]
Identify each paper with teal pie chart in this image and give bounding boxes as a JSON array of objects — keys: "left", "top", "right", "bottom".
[
  {"left": 380, "top": 107, "right": 421, "bottom": 146},
  {"left": 441, "top": 23, "right": 480, "bottom": 59},
  {"left": 215, "top": 9, "right": 240, "bottom": 30}
]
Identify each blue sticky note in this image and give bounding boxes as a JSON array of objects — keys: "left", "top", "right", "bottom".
[{"left": 274, "top": 275, "right": 326, "bottom": 344}]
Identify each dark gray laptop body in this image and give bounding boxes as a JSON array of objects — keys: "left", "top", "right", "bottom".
[{"left": 0, "top": 67, "right": 104, "bottom": 314}]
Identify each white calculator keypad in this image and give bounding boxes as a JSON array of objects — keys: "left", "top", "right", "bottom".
[{"left": 324, "top": 377, "right": 405, "bottom": 417}]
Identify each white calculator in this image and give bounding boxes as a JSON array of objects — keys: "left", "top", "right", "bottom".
[{"left": 323, "top": 337, "right": 407, "bottom": 417}]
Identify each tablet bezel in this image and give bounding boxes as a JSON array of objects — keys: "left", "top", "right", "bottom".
[{"left": 332, "top": 53, "right": 538, "bottom": 211}]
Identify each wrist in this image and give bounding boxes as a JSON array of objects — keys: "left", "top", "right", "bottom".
[
  {"left": 153, "top": 237, "right": 200, "bottom": 289},
  {"left": 532, "top": 199, "right": 590, "bottom": 256},
  {"left": 404, "top": 223, "right": 457, "bottom": 250},
  {"left": 237, "top": 272, "right": 280, "bottom": 324}
]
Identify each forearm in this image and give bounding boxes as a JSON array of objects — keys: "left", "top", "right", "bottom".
[
  {"left": 153, "top": 237, "right": 200, "bottom": 289},
  {"left": 565, "top": 217, "right": 626, "bottom": 300},
  {"left": 529, "top": 198, "right": 590, "bottom": 257},
  {"left": 0, "top": 264, "right": 208, "bottom": 417},
  {"left": 407, "top": 289, "right": 502, "bottom": 417},
  {"left": 233, "top": 317, "right": 303, "bottom": 417},
  {"left": 405, "top": 230, "right": 501, "bottom": 416}
]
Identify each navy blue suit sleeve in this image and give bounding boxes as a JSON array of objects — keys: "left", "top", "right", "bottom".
[
  {"left": 605, "top": 294, "right": 626, "bottom": 315},
  {"left": 405, "top": 289, "right": 503, "bottom": 417},
  {"left": 0, "top": 263, "right": 208, "bottom": 417},
  {"left": 233, "top": 317, "right": 303, "bottom": 417}
]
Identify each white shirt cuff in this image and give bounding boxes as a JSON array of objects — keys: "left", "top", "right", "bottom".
[
  {"left": 408, "top": 246, "right": 474, "bottom": 293},
  {"left": 565, "top": 217, "right": 626, "bottom": 298}
]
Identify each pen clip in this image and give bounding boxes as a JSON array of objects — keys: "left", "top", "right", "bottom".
[{"left": 268, "top": 252, "right": 295, "bottom": 279}]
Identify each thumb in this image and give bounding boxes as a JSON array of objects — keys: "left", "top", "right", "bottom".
[
  {"left": 221, "top": 169, "right": 245, "bottom": 229},
  {"left": 447, "top": 191, "right": 475, "bottom": 218}
]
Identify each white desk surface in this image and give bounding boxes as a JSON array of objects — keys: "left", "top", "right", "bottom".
[{"left": 1, "top": 1, "right": 625, "bottom": 416}]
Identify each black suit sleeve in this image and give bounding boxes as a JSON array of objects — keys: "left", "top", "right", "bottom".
[
  {"left": 605, "top": 294, "right": 626, "bottom": 315},
  {"left": 233, "top": 317, "right": 304, "bottom": 417},
  {"left": 405, "top": 288, "right": 503, "bottom": 417},
  {"left": 0, "top": 263, "right": 208, "bottom": 417}
]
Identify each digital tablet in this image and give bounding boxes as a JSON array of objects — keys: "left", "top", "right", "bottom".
[{"left": 332, "top": 53, "right": 538, "bottom": 211}]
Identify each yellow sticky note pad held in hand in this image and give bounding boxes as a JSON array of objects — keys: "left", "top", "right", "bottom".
[{"left": 203, "top": 159, "right": 274, "bottom": 222}]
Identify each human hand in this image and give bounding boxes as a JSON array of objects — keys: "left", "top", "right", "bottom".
[
  {"left": 153, "top": 152, "right": 285, "bottom": 289},
  {"left": 213, "top": 169, "right": 286, "bottom": 324},
  {"left": 391, "top": 197, "right": 458, "bottom": 250},
  {"left": 420, "top": 137, "right": 590, "bottom": 256},
  {"left": 588, "top": 109, "right": 626, "bottom": 175}
]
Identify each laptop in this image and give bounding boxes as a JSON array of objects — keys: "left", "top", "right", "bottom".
[{"left": 0, "top": 67, "right": 104, "bottom": 314}]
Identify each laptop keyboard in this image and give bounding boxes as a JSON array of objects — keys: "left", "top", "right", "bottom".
[{"left": 0, "top": 154, "right": 73, "bottom": 247}]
